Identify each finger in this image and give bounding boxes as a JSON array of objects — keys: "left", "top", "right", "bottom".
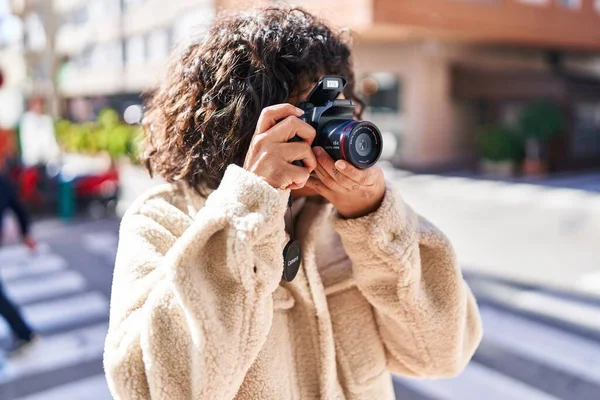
[
  {"left": 313, "top": 162, "right": 347, "bottom": 192},
  {"left": 267, "top": 115, "right": 316, "bottom": 144},
  {"left": 313, "top": 147, "right": 356, "bottom": 190},
  {"left": 304, "top": 177, "right": 333, "bottom": 198},
  {"left": 280, "top": 142, "right": 317, "bottom": 172},
  {"left": 284, "top": 164, "right": 311, "bottom": 189},
  {"left": 333, "top": 160, "right": 374, "bottom": 186},
  {"left": 255, "top": 104, "right": 304, "bottom": 134}
]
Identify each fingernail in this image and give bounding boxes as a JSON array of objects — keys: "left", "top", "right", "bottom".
[
  {"left": 295, "top": 107, "right": 304, "bottom": 116},
  {"left": 314, "top": 147, "right": 323, "bottom": 156},
  {"left": 336, "top": 161, "right": 346, "bottom": 170}
]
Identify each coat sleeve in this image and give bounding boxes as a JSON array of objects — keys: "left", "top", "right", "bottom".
[
  {"left": 330, "top": 186, "right": 482, "bottom": 379},
  {"left": 103, "top": 165, "right": 289, "bottom": 399}
]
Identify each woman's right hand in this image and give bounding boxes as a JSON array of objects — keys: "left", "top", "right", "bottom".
[{"left": 244, "top": 104, "right": 317, "bottom": 190}]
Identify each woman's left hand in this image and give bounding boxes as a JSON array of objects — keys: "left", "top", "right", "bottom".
[{"left": 304, "top": 146, "right": 386, "bottom": 219}]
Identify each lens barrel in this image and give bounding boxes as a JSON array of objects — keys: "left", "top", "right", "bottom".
[{"left": 316, "top": 120, "right": 382, "bottom": 169}]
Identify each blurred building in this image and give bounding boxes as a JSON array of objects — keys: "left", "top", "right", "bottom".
[
  {"left": 9, "top": 0, "right": 600, "bottom": 171},
  {"left": 7, "top": 0, "right": 60, "bottom": 115}
]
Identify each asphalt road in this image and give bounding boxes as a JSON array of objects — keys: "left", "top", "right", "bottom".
[{"left": 0, "top": 179, "right": 599, "bottom": 400}]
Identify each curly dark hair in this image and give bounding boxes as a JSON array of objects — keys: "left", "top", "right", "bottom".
[{"left": 142, "top": 6, "right": 363, "bottom": 194}]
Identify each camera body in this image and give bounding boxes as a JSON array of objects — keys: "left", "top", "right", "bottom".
[{"left": 298, "top": 76, "right": 382, "bottom": 169}]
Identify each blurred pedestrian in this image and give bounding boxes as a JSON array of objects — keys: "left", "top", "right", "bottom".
[
  {"left": 19, "top": 96, "right": 60, "bottom": 168},
  {"left": 17, "top": 96, "right": 61, "bottom": 210},
  {"left": 104, "top": 7, "right": 482, "bottom": 400},
  {"left": 0, "top": 174, "right": 38, "bottom": 354}
]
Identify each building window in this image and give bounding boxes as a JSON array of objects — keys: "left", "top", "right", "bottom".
[
  {"left": 89, "top": 0, "right": 107, "bottom": 19},
  {"left": 557, "top": 0, "right": 581, "bottom": 9},
  {"left": 71, "top": 5, "right": 89, "bottom": 24},
  {"left": 173, "top": 6, "right": 215, "bottom": 46},
  {"left": 359, "top": 73, "right": 401, "bottom": 114},
  {"left": 572, "top": 103, "right": 600, "bottom": 159},
  {"left": 108, "top": 0, "right": 123, "bottom": 14},
  {"left": 23, "top": 12, "right": 46, "bottom": 51},
  {"left": 126, "top": 35, "right": 145, "bottom": 65},
  {"left": 123, "top": 0, "right": 145, "bottom": 9},
  {"left": 147, "top": 29, "right": 169, "bottom": 63}
]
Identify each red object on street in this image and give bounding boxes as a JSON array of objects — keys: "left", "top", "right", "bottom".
[
  {"left": 15, "top": 167, "right": 42, "bottom": 205},
  {"left": 73, "top": 168, "right": 119, "bottom": 198}
]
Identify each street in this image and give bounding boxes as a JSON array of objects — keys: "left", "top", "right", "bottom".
[
  {"left": 0, "top": 171, "right": 599, "bottom": 399},
  {"left": 0, "top": 218, "right": 117, "bottom": 400}
]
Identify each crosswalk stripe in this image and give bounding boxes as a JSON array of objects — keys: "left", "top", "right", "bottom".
[
  {"left": 469, "top": 279, "right": 600, "bottom": 333},
  {"left": 15, "top": 374, "right": 112, "bottom": 400},
  {"left": 480, "top": 306, "right": 600, "bottom": 385},
  {"left": 394, "top": 362, "right": 561, "bottom": 400},
  {"left": 0, "top": 254, "right": 67, "bottom": 282},
  {"left": 4, "top": 270, "right": 87, "bottom": 305},
  {"left": 0, "top": 244, "right": 52, "bottom": 265},
  {"left": 0, "top": 292, "right": 109, "bottom": 340},
  {"left": 81, "top": 232, "right": 118, "bottom": 254},
  {"left": 0, "top": 322, "right": 108, "bottom": 385}
]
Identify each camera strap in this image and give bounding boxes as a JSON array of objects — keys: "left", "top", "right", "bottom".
[{"left": 282, "top": 195, "right": 301, "bottom": 282}]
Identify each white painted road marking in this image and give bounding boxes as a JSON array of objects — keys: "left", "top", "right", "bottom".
[
  {"left": 0, "top": 254, "right": 67, "bottom": 282},
  {"left": 469, "top": 279, "right": 600, "bottom": 333},
  {"left": 395, "top": 361, "right": 561, "bottom": 400},
  {"left": 16, "top": 374, "right": 112, "bottom": 400},
  {"left": 4, "top": 270, "right": 87, "bottom": 304},
  {"left": 0, "top": 292, "right": 109, "bottom": 340},
  {"left": 0, "top": 244, "right": 52, "bottom": 265},
  {"left": 0, "top": 322, "right": 108, "bottom": 385},
  {"left": 480, "top": 306, "right": 600, "bottom": 385}
]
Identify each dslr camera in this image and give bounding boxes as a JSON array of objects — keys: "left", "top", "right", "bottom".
[{"left": 296, "top": 75, "right": 383, "bottom": 169}]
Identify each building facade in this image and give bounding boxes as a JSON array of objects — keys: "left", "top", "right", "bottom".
[{"left": 11, "top": 0, "right": 600, "bottom": 171}]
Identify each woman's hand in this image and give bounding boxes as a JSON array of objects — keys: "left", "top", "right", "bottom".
[
  {"left": 305, "top": 147, "right": 386, "bottom": 219},
  {"left": 244, "top": 104, "right": 317, "bottom": 190}
]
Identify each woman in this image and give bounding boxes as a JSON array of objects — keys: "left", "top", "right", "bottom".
[{"left": 104, "top": 7, "right": 482, "bottom": 400}]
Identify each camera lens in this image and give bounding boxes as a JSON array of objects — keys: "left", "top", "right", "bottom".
[
  {"left": 355, "top": 132, "right": 372, "bottom": 157},
  {"left": 317, "top": 120, "right": 382, "bottom": 169}
]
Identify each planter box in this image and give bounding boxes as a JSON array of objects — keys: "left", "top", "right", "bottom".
[
  {"left": 522, "top": 159, "right": 547, "bottom": 177},
  {"left": 480, "top": 159, "right": 516, "bottom": 179}
]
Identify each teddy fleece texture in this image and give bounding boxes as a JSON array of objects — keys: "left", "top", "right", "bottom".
[{"left": 103, "top": 164, "right": 482, "bottom": 400}]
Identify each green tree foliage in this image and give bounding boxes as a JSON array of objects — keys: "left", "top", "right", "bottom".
[{"left": 55, "top": 108, "right": 141, "bottom": 163}]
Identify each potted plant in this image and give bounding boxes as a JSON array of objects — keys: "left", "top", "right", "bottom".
[
  {"left": 478, "top": 125, "right": 523, "bottom": 178},
  {"left": 518, "top": 101, "right": 566, "bottom": 176}
]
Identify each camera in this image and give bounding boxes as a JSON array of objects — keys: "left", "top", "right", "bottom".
[{"left": 297, "top": 76, "right": 382, "bottom": 169}]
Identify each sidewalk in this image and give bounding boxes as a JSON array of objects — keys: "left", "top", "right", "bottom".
[
  {"left": 443, "top": 170, "right": 600, "bottom": 193},
  {"left": 383, "top": 165, "right": 600, "bottom": 300}
]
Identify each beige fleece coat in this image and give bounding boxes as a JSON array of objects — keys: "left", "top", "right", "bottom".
[{"left": 103, "top": 164, "right": 482, "bottom": 400}]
